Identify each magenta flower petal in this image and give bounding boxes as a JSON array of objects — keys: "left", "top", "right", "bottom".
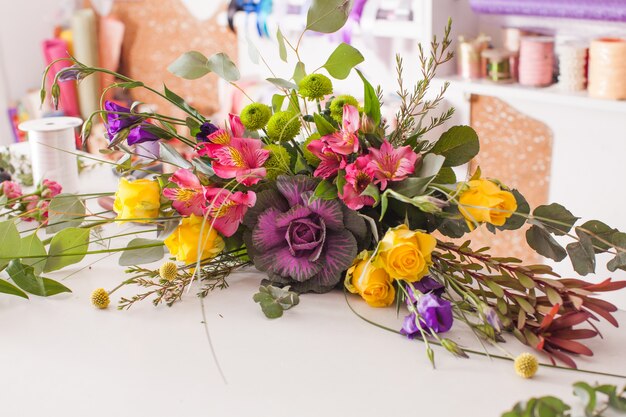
[
  {"left": 276, "top": 205, "right": 313, "bottom": 228},
  {"left": 255, "top": 245, "right": 323, "bottom": 282},
  {"left": 251, "top": 207, "right": 285, "bottom": 251},
  {"left": 276, "top": 175, "right": 318, "bottom": 206}
]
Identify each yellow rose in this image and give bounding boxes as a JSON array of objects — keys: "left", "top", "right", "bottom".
[
  {"left": 164, "top": 215, "right": 225, "bottom": 265},
  {"left": 458, "top": 179, "right": 517, "bottom": 230},
  {"left": 374, "top": 225, "right": 436, "bottom": 282},
  {"left": 113, "top": 178, "right": 161, "bottom": 223},
  {"left": 345, "top": 251, "right": 395, "bottom": 307}
]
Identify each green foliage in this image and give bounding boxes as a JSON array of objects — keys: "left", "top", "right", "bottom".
[
  {"left": 207, "top": 53, "right": 240, "bottom": 82},
  {"left": 267, "top": 77, "right": 298, "bottom": 90},
  {"left": 43, "top": 227, "right": 90, "bottom": 273},
  {"left": 313, "top": 179, "right": 338, "bottom": 200},
  {"left": 429, "top": 125, "right": 479, "bottom": 167},
  {"left": 302, "top": 134, "right": 321, "bottom": 167},
  {"left": 267, "top": 111, "right": 301, "bottom": 142},
  {"left": 298, "top": 74, "right": 333, "bottom": 99},
  {"left": 118, "top": 238, "right": 165, "bottom": 266},
  {"left": 163, "top": 84, "right": 205, "bottom": 121},
  {"left": 240, "top": 103, "right": 272, "bottom": 130},
  {"left": 7, "top": 260, "right": 71, "bottom": 297},
  {"left": 533, "top": 203, "right": 579, "bottom": 236},
  {"left": 526, "top": 225, "right": 567, "bottom": 262},
  {"left": 159, "top": 142, "right": 193, "bottom": 169},
  {"left": 19, "top": 233, "right": 47, "bottom": 275},
  {"left": 502, "top": 396, "right": 570, "bottom": 417},
  {"left": 322, "top": 43, "right": 364, "bottom": 80},
  {"left": 263, "top": 144, "right": 292, "bottom": 180},
  {"left": 293, "top": 61, "right": 306, "bottom": 83},
  {"left": 356, "top": 69, "right": 381, "bottom": 126},
  {"left": 0, "top": 279, "right": 28, "bottom": 298},
  {"left": 253, "top": 285, "right": 300, "bottom": 318},
  {"left": 566, "top": 233, "right": 596, "bottom": 275},
  {"left": 305, "top": 0, "right": 354, "bottom": 34},
  {"left": 167, "top": 51, "right": 240, "bottom": 82},
  {"left": 276, "top": 28, "right": 288, "bottom": 62},
  {"left": 46, "top": 194, "right": 86, "bottom": 233},
  {"left": 313, "top": 113, "right": 337, "bottom": 136},
  {"left": 0, "top": 220, "right": 21, "bottom": 270}
]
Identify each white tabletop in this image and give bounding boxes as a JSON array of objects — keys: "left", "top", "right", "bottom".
[{"left": 1, "top": 168, "right": 625, "bottom": 417}]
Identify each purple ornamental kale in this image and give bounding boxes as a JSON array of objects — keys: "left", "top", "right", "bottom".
[{"left": 243, "top": 175, "right": 368, "bottom": 293}]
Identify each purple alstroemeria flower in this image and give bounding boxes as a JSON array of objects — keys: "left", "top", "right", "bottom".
[
  {"left": 126, "top": 124, "right": 159, "bottom": 146},
  {"left": 401, "top": 293, "right": 454, "bottom": 337},
  {"left": 104, "top": 100, "right": 141, "bottom": 137},
  {"left": 242, "top": 175, "right": 368, "bottom": 293},
  {"left": 196, "top": 121, "right": 219, "bottom": 142}
]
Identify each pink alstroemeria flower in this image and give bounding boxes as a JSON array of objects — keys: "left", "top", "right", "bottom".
[
  {"left": 163, "top": 169, "right": 207, "bottom": 216},
  {"left": 199, "top": 137, "right": 269, "bottom": 186},
  {"left": 321, "top": 104, "right": 360, "bottom": 155},
  {"left": 341, "top": 156, "right": 376, "bottom": 210},
  {"left": 367, "top": 140, "right": 419, "bottom": 190},
  {"left": 204, "top": 188, "right": 256, "bottom": 237},
  {"left": 307, "top": 139, "right": 347, "bottom": 179}
]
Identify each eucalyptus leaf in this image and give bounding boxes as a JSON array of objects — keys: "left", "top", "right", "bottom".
[
  {"left": 573, "top": 382, "right": 597, "bottom": 416},
  {"left": 430, "top": 125, "right": 479, "bottom": 167},
  {"left": 526, "top": 225, "right": 567, "bottom": 262},
  {"left": 267, "top": 77, "right": 298, "bottom": 90},
  {"left": 533, "top": 203, "right": 579, "bottom": 236},
  {"left": 246, "top": 34, "right": 260, "bottom": 64},
  {"left": 566, "top": 233, "right": 596, "bottom": 275},
  {"left": 276, "top": 28, "right": 288, "bottom": 62},
  {"left": 167, "top": 51, "right": 210, "bottom": 80},
  {"left": 43, "top": 227, "right": 91, "bottom": 273},
  {"left": 46, "top": 194, "right": 86, "bottom": 233},
  {"left": 0, "top": 279, "right": 29, "bottom": 299},
  {"left": 433, "top": 167, "right": 456, "bottom": 185},
  {"left": 159, "top": 142, "right": 192, "bottom": 169},
  {"left": 118, "top": 238, "right": 165, "bottom": 266},
  {"left": 0, "top": 220, "right": 21, "bottom": 270},
  {"left": 207, "top": 52, "right": 240, "bottom": 82},
  {"left": 323, "top": 43, "right": 364, "bottom": 79},
  {"left": 293, "top": 61, "right": 306, "bottom": 83},
  {"left": 19, "top": 233, "right": 47, "bottom": 275},
  {"left": 577, "top": 220, "right": 618, "bottom": 254},
  {"left": 7, "top": 260, "right": 71, "bottom": 296},
  {"left": 417, "top": 153, "right": 446, "bottom": 178},
  {"left": 306, "top": 0, "right": 354, "bottom": 33}
]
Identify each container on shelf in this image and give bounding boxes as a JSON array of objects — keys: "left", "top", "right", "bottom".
[
  {"left": 457, "top": 34, "right": 490, "bottom": 80},
  {"left": 482, "top": 48, "right": 515, "bottom": 83},
  {"left": 588, "top": 38, "right": 626, "bottom": 100},
  {"left": 556, "top": 41, "right": 588, "bottom": 92},
  {"left": 519, "top": 36, "right": 555, "bottom": 87}
]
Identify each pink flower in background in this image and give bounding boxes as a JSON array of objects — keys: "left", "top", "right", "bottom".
[
  {"left": 41, "top": 179, "right": 62, "bottom": 198},
  {"left": 22, "top": 195, "right": 40, "bottom": 222},
  {"left": 320, "top": 104, "right": 360, "bottom": 155},
  {"left": 198, "top": 137, "right": 269, "bottom": 186},
  {"left": 162, "top": 169, "right": 207, "bottom": 216},
  {"left": 204, "top": 188, "right": 256, "bottom": 237},
  {"left": 367, "top": 140, "right": 419, "bottom": 190},
  {"left": 306, "top": 139, "right": 347, "bottom": 179},
  {"left": 229, "top": 113, "right": 245, "bottom": 137},
  {"left": 341, "top": 156, "right": 376, "bottom": 210},
  {"left": 1, "top": 181, "right": 22, "bottom": 201}
]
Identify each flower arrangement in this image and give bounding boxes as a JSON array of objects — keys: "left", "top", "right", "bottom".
[{"left": 2, "top": 1, "right": 625, "bottom": 375}]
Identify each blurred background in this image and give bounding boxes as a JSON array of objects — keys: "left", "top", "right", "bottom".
[{"left": 1, "top": 0, "right": 625, "bottom": 303}]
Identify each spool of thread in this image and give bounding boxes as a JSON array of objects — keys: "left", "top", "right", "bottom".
[
  {"left": 457, "top": 34, "right": 490, "bottom": 79},
  {"left": 557, "top": 42, "right": 588, "bottom": 92},
  {"left": 519, "top": 36, "right": 555, "bottom": 87},
  {"left": 588, "top": 38, "right": 626, "bottom": 100},
  {"left": 18, "top": 117, "right": 82, "bottom": 193},
  {"left": 482, "top": 49, "right": 514, "bottom": 83}
]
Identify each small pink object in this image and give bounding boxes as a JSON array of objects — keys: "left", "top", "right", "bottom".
[{"left": 519, "top": 36, "right": 555, "bottom": 87}]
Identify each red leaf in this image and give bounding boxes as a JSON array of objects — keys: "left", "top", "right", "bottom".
[
  {"left": 550, "top": 311, "right": 592, "bottom": 331},
  {"left": 545, "top": 346, "right": 578, "bottom": 369},
  {"left": 539, "top": 303, "right": 560, "bottom": 331},
  {"left": 584, "top": 297, "right": 618, "bottom": 312},
  {"left": 584, "top": 303, "right": 619, "bottom": 327},
  {"left": 547, "top": 337, "right": 594, "bottom": 356},
  {"left": 558, "top": 278, "right": 586, "bottom": 288},
  {"left": 585, "top": 278, "right": 626, "bottom": 292},
  {"left": 551, "top": 328, "right": 597, "bottom": 340}
]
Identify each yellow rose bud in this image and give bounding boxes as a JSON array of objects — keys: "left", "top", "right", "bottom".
[
  {"left": 345, "top": 251, "right": 395, "bottom": 307},
  {"left": 457, "top": 179, "right": 517, "bottom": 230},
  {"left": 374, "top": 225, "right": 436, "bottom": 282},
  {"left": 164, "top": 214, "right": 225, "bottom": 265},
  {"left": 113, "top": 178, "right": 161, "bottom": 223}
]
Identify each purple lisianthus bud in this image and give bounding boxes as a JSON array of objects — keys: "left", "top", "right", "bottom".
[
  {"left": 416, "top": 293, "right": 453, "bottom": 334},
  {"left": 126, "top": 124, "right": 160, "bottom": 146},
  {"left": 482, "top": 305, "right": 502, "bottom": 332},
  {"left": 104, "top": 100, "right": 141, "bottom": 137},
  {"left": 407, "top": 277, "right": 444, "bottom": 302},
  {"left": 196, "top": 122, "right": 219, "bottom": 142},
  {"left": 58, "top": 66, "right": 86, "bottom": 82}
]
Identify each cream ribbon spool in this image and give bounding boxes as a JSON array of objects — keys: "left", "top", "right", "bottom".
[
  {"left": 18, "top": 117, "right": 82, "bottom": 193},
  {"left": 588, "top": 38, "right": 626, "bottom": 100}
]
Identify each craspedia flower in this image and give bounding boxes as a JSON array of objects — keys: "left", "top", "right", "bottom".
[
  {"left": 240, "top": 103, "right": 272, "bottom": 130},
  {"left": 330, "top": 95, "right": 359, "bottom": 122},
  {"left": 159, "top": 261, "right": 178, "bottom": 281},
  {"left": 263, "top": 144, "right": 292, "bottom": 180},
  {"left": 298, "top": 74, "right": 333, "bottom": 100},
  {"left": 514, "top": 353, "right": 539, "bottom": 378},
  {"left": 302, "top": 134, "right": 321, "bottom": 167},
  {"left": 91, "top": 288, "right": 110, "bottom": 309},
  {"left": 266, "top": 111, "right": 301, "bottom": 142}
]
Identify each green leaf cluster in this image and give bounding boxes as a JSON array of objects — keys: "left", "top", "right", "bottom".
[{"left": 253, "top": 285, "right": 300, "bottom": 319}]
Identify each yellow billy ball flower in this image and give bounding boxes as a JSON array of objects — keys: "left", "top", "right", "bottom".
[
  {"left": 298, "top": 73, "right": 333, "bottom": 100},
  {"left": 330, "top": 95, "right": 359, "bottom": 122},
  {"left": 514, "top": 353, "right": 539, "bottom": 378},
  {"left": 159, "top": 261, "right": 178, "bottom": 281},
  {"left": 302, "top": 134, "right": 321, "bottom": 167},
  {"left": 374, "top": 225, "right": 436, "bottom": 282},
  {"left": 164, "top": 215, "right": 225, "bottom": 265},
  {"left": 266, "top": 111, "right": 301, "bottom": 143},
  {"left": 91, "top": 288, "right": 110, "bottom": 309},
  {"left": 113, "top": 177, "right": 161, "bottom": 223},
  {"left": 457, "top": 179, "right": 517, "bottom": 230},
  {"left": 345, "top": 250, "right": 395, "bottom": 307},
  {"left": 240, "top": 103, "right": 272, "bottom": 130},
  {"left": 263, "top": 144, "right": 292, "bottom": 180}
]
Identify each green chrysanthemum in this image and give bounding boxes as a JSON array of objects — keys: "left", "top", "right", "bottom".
[
  {"left": 302, "top": 134, "right": 321, "bottom": 167},
  {"left": 267, "top": 111, "right": 301, "bottom": 142},
  {"left": 263, "top": 144, "right": 292, "bottom": 180},
  {"left": 330, "top": 95, "right": 359, "bottom": 122},
  {"left": 298, "top": 74, "right": 333, "bottom": 100},
  {"left": 240, "top": 103, "right": 272, "bottom": 130}
]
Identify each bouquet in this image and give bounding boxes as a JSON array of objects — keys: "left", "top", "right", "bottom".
[{"left": 3, "top": 1, "right": 625, "bottom": 376}]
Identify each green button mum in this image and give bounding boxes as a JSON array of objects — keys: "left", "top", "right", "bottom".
[
  {"left": 298, "top": 74, "right": 333, "bottom": 100},
  {"left": 330, "top": 95, "right": 359, "bottom": 122},
  {"left": 267, "top": 111, "right": 301, "bottom": 142},
  {"left": 302, "top": 134, "right": 321, "bottom": 167},
  {"left": 240, "top": 103, "right": 272, "bottom": 130},
  {"left": 263, "top": 144, "right": 292, "bottom": 180}
]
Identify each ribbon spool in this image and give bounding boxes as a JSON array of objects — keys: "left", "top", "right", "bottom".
[
  {"left": 588, "top": 38, "right": 626, "bottom": 100},
  {"left": 519, "top": 36, "right": 555, "bottom": 87},
  {"left": 18, "top": 117, "right": 82, "bottom": 193},
  {"left": 557, "top": 41, "right": 588, "bottom": 92},
  {"left": 482, "top": 49, "right": 514, "bottom": 83},
  {"left": 457, "top": 34, "right": 490, "bottom": 80}
]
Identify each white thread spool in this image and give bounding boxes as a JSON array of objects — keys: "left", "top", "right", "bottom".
[{"left": 19, "top": 117, "right": 82, "bottom": 193}]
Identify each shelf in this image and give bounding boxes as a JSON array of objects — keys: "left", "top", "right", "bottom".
[{"left": 437, "top": 76, "right": 626, "bottom": 114}]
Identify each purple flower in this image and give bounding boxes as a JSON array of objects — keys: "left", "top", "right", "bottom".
[
  {"left": 406, "top": 277, "right": 444, "bottom": 303},
  {"left": 482, "top": 305, "right": 502, "bottom": 332},
  {"left": 196, "top": 122, "right": 219, "bottom": 142},
  {"left": 104, "top": 101, "right": 141, "bottom": 137},
  {"left": 243, "top": 175, "right": 367, "bottom": 293},
  {"left": 127, "top": 124, "right": 159, "bottom": 146},
  {"left": 401, "top": 293, "right": 453, "bottom": 337}
]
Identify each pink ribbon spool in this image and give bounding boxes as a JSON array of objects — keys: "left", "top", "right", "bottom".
[{"left": 519, "top": 36, "right": 555, "bottom": 87}]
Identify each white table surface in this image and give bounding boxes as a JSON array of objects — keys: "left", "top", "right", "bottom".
[{"left": 1, "top": 168, "right": 625, "bottom": 417}]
